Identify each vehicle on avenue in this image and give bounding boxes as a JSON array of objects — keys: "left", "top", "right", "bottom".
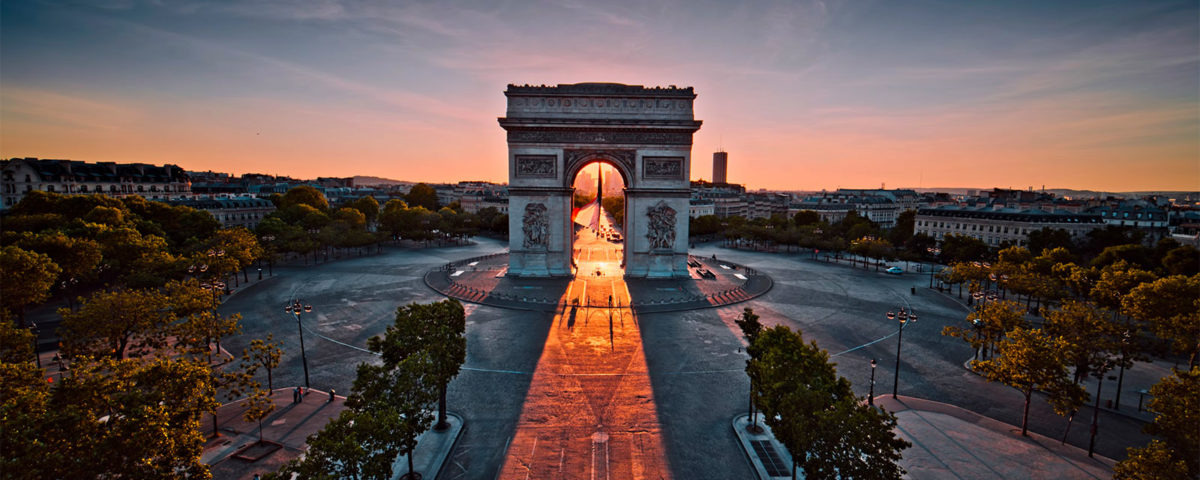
[{"left": 886, "top": 266, "right": 904, "bottom": 274}]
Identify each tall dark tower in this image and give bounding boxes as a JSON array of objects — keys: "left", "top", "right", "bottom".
[{"left": 713, "top": 151, "right": 728, "bottom": 184}]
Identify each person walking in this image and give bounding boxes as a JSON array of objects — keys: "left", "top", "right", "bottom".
[{"left": 329, "top": 389, "right": 336, "bottom": 403}]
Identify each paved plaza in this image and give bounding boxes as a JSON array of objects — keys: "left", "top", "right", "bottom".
[{"left": 29, "top": 232, "right": 1166, "bottom": 478}]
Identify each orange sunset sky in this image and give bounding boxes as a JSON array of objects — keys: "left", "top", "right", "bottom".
[{"left": 2, "top": 1, "right": 1197, "bottom": 192}]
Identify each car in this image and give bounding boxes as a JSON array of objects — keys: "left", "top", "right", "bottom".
[{"left": 886, "top": 267, "right": 904, "bottom": 275}]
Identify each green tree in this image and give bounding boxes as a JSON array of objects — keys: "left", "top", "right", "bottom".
[
  {"left": 748, "top": 325, "right": 909, "bottom": 479},
  {"left": 349, "top": 195, "right": 381, "bottom": 225},
  {"left": 1026, "top": 227, "right": 1075, "bottom": 256},
  {"left": 1161, "top": 245, "right": 1200, "bottom": 276},
  {"left": 280, "top": 185, "right": 329, "bottom": 211},
  {"left": 405, "top": 183, "right": 439, "bottom": 211},
  {"left": 887, "top": 209, "right": 915, "bottom": 247},
  {"left": 371, "top": 299, "right": 466, "bottom": 430},
  {"left": 0, "top": 245, "right": 61, "bottom": 327},
  {"left": 60, "top": 288, "right": 173, "bottom": 360},
  {"left": 21, "top": 357, "right": 218, "bottom": 479},
  {"left": 943, "top": 299, "right": 1027, "bottom": 360},
  {"left": 1115, "top": 367, "right": 1200, "bottom": 479},
  {"left": 939, "top": 234, "right": 989, "bottom": 264},
  {"left": 1114, "top": 440, "right": 1190, "bottom": 480},
  {"left": 1044, "top": 300, "right": 1118, "bottom": 383},
  {"left": 176, "top": 310, "right": 243, "bottom": 364},
  {"left": 1092, "top": 244, "right": 1152, "bottom": 270},
  {"left": 0, "top": 315, "right": 35, "bottom": 363},
  {"left": 242, "top": 387, "right": 276, "bottom": 444},
  {"left": 243, "top": 334, "right": 284, "bottom": 391},
  {"left": 735, "top": 307, "right": 764, "bottom": 430},
  {"left": 972, "top": 328, "right": 1083, "bottom": 436},
  {"left": 792, "top": 210, "right": 821, "bottom": 226},
  {"left": 1124, "top": 275, "right": 1200, "bottom": 367},
  {"left": 269, "top": 408, "right": 398, "bottom": 480}
]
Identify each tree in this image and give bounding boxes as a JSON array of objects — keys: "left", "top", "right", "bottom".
[
  {"left": 270, "top": 409, "right": 397, "bottom": 480},
  {"left": 16, "top": 357, "right": 218, "bottom": 479},
  {"left": 280, "top": 185, "right": 329, "bottom": 211},
  {"left": 1161, "top": 245, "right": 1200, "bottom": 276},
  {"left": 748, "top": 325, "right": 909, "bottom": 479},
  {"left": 0, "top": 315, "right": 35, "bottom": 363},
  {"left": 243, "top": 334, "right": 284, "bottom": 391},
  {"left": 1140, "top": 367, "right": 1200, "bottom": 477},
  {"left": 0, "top": 245, "right": 61, "bottom": 327},
  {"left": 349, "top": 195, "right": 381, "bottom": 225},
  {"left": 1114, "top": 440, "right": 1190, "bottom": 480},
  {"left": 972, "top": 327, "right": 1083, "bottom": 436},
  {"left": 1092, "top": 244, "right": 1152, "bottom": 270},
  {"left": 939, "top": 234, "right": 988, "bottom": 264},
  {"left": 1026, "top": 227, "right": 1075, "bottom": 256},
  {"left": 371, "top": 299, "right": 466, "bottom": 430},
  {"left": 405, "top": 183, "right": 439, "bottom": 211},
  {"left": 175, "top": 310, "right": 242, "bottom": 364},
  {"left": 242, "top": 387, "right": 276, "bottom": 444},
  {"left": 942, "top": 299, "right": 1026, "bottom": 360},
  {"left": 1044, "top": 300, "right": 1118, "bottom": 384},
  {"left": 735, "top": 307, "right": 763, "bottom": 430},
  {"left": 60, "top": 288, "right": 173, "bottom": 360},
  {"left": 1124, "top": 275, "right": 1200, "bottom": 367},
  {"left": 887, "top": 209, "right": 915, "bottom": 247}
]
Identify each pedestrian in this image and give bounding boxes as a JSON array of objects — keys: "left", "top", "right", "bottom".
[
  {"left": 292, "top": 387, "right": 299, "bottom": 404},
  {"left": 329, "top": 389, "right": 335, "bottom": 403}
]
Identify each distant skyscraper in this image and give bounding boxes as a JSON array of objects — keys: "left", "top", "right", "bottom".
[{"left": 712, "top": 151, "right": 728, "bottom": 184}]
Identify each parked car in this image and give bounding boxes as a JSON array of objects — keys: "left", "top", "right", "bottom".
[{"left": 886, "top": 266, "right": 904, "bottom": 275}]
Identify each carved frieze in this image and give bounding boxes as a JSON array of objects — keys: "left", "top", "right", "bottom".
[
  {"left": 646, "top": 202, "right": 677, "bottom": 251},
  {"left": 508, "top": 130, "right": 693, "bottom": 146},
  {"left": 522, "top": 203, "right": 550, "bottom": 250},
  {"left": 642, "top": 156, "right": 684, "bottom": 179},
  {"left": 515, "top": 155, "right": 557, "bottom": 178}
]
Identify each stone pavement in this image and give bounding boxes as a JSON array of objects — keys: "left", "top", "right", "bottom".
[
  {"left": 202, "top": 388, "right": 463, "bottom": 480},
  {"left": 733, "top": 396, "right": 1115, "bottom": 479},
  {"left": 425, "top": 251, "right": 772, "bottom": 314}
]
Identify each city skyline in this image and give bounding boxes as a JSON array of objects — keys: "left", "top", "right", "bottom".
[{"left": 2, "top": 1, "right": 1197, "bottom": 191}]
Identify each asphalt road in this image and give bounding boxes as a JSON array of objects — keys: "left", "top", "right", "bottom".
[{"left": 215, "top": 239, "right": 1148, "bottom": 479}]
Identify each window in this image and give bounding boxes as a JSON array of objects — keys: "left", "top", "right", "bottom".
[
  {"left": 47, "top": 185, "right": 55, "bottom": 192},
  {"left": 80, "top": 185, "right": 88, "bottom": 193},
  {"left": 137, "top": 186, "right": 144, "bottom": 192}
]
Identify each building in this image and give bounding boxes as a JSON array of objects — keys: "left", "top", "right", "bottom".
[
  {"left": 689, "top": 199, "right": 715, "bottom": 218},
  {"left": 169, "top": 197, "right": 276, "bottom": 230},
  {"left": 2, "top": 157, "right": 191, "bottom": 209},
  {"left": 712, "top": 151, "right": 728, "bottom": 184},
  {"left": 746, "top": 192, "right": 790, "bottom": 219},
  {"left": 790, "top": 191, "right": 901, "bottom": 227},
  {"left": 914, "top": 206, "right": 1105, "bottom": 248}
]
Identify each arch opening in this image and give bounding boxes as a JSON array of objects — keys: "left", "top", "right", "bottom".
[{"left": 570, "top": 161, "right": 628, "bottom": 276}]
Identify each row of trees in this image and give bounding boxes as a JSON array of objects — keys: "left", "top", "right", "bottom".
[
  {"left": 0, "top": 279, "right": 284, "bottom": 478},
  {"left": 691, "top": 208, "right": 1199, "bottom": 279},
  {"left": 272, "top": 299, "right": 467, "bottom": 480},
  {"left": 736, "top": 308, "right": 910, "bottom": 479},
  {"left": 940, "top": 272, "right": 1198, "bottom": 477},
  {"left": 257, "top": 185, "right": 507, "bottom": 264}
]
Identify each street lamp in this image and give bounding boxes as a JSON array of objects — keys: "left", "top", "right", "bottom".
[
  {"left": 869, "top": 358, "right": 877, "bottom": 406},
  {"left": 971, "top": 318, "right": 984, "bottom": 360},
  {"left": 285, "top": 300, "right": 313, "bottom": 389},
  {"left": 887, "top": 307, "right": 917, "bottom": 398}
]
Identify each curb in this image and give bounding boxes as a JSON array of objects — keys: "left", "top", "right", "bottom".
[{"left": 731, "top": 414, "right": 792, "bottom": 480}]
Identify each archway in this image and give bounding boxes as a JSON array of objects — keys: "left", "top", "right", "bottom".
[
  {"left": 570, "top": 161, "right": 628, "bottom": 279},
  {"left": 500, "top": 83, "right": 701, "bottom": 278}
]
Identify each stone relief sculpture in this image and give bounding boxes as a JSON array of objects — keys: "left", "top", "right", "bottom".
[
  {"left": 515, "top": 155, "right": 556, "bottom": 178},
  {"left": 646, "top": 202, "right": 677, "bottom": 250},
  {"left": 522, "top": 203, "right": 550, "bottom": 249},
  {"left": 643, "top": 157, "right": 684, "bottom": 178}
]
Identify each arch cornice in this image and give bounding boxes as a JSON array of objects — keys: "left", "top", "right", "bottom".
[{"left": 563, "top": 149, "right": 635, "bottom": 188}]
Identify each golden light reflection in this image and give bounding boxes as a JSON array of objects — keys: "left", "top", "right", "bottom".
[{"left": 498, "top": 223, "right": 669, "bottom": 479}]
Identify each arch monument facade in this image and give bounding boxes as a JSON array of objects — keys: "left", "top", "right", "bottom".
[{"left": 499, "top": 83, "right": 702, "bottom": 278}]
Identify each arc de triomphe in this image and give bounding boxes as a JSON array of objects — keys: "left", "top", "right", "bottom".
[{"left": 499, "top": 83, "right": 702, "bottom": 278}]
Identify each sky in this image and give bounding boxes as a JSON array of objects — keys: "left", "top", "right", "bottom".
[{"left": 2, "top": 0, "right": 1197, "bottom": 192}]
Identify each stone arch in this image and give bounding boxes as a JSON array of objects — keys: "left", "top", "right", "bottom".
[{"left": 500, "top": 83, "right": 702, "bottom": 278}]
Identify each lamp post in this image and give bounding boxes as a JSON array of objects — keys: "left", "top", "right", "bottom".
[
  {"left": 286, "top": 300, "right": 312, "bottom": 389},
  {"left": 869, "top": 358, "right": 877, "bottom": 406},
  {"left": 971, "top": 318, "right": 984, "bottom": 360},
  {"left": 888, "top": 307, "right": 917, "bottom": 398}
]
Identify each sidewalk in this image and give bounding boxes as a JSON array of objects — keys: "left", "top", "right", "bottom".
[
  {"left": 733, "top": 396, "right": 1114, "bottom": 479},
  {"left": 203, "top": 388, "right": 463, "bottom": 480}
]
